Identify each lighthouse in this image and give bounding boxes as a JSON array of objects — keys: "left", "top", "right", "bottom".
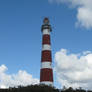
[{"left": 40, "top": 18, "right": 53, "bottom": 86}]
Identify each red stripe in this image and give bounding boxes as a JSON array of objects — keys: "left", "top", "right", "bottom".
[
  {"left": 40, "top": 68, "right": 53, "bottom": 82},
  {"left": 41, "top": 51, "right": 52, "bottom": 62},
  {"left": 42, "top": 35, "right": 51, "bottom": 45}
]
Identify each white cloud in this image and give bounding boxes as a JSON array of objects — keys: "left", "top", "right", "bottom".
[
  {"left": 55, "top": 49, "right": 92, "bottom": 89},
  {"left": 49, "top": 0, "right": 92, "bottom": 29},
  {"left": 0, "top": 65, "right": 39, "bottom": 89}
]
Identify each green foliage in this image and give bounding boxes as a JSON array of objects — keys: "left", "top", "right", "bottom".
[
  {"left": 61, "top": 87, "right": 89, "bottom": 92},
  {"left": 0, "top": 84, "right": 59, "bottom": 92},
  {"left": 0, "top": 85, "right": 92, "bottom": 92}
]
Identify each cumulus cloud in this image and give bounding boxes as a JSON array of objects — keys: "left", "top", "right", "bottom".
[
  {"left": 49, "top": 0, "right": 92, "bottom": 29},
  {"left": 0, "top": 65, "right": 39, "bottom": 89},
  {"left": 55, "top": 49, "right": 92, "bottom": 89}
]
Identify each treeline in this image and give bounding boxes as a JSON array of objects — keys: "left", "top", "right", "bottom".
[
  {"left": 0, "top": 85, "right": 92, "bottom": 92},
  {"left": 61, "top": 87, "right": 91, "bottom": 92},
  {"left": 0, "top": 85, "right": 58, "bottom": 92}
]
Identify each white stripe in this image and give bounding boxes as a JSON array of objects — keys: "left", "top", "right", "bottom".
[
  {"left": 40, "top": 81, "right": 53, "bottom": 86},
  {"left": 41, "top": 62, "right": 52, "bottom": 69},
  {"left": 43, "top": 29, "right": 50, "bottom": 35},
  {"left": 42, "top": 44, "right": 51, "bottom": 51}
]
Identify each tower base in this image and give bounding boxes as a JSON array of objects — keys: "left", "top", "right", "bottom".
[{"left": 40, "top": 81, "right": 53, "bottom": 86}]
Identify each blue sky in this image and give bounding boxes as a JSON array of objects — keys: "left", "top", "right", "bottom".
[{"left": 0, "top": 0, "right": 92, "bottom": 89}]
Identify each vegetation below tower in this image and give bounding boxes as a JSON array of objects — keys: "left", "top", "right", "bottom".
[{"left": 0, "top": 85, "right": 92, "bottom": 92}]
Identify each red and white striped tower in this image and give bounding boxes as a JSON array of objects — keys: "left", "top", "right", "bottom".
[{"left": 40, "top": 18, "right": 53, "bottom": 86}]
